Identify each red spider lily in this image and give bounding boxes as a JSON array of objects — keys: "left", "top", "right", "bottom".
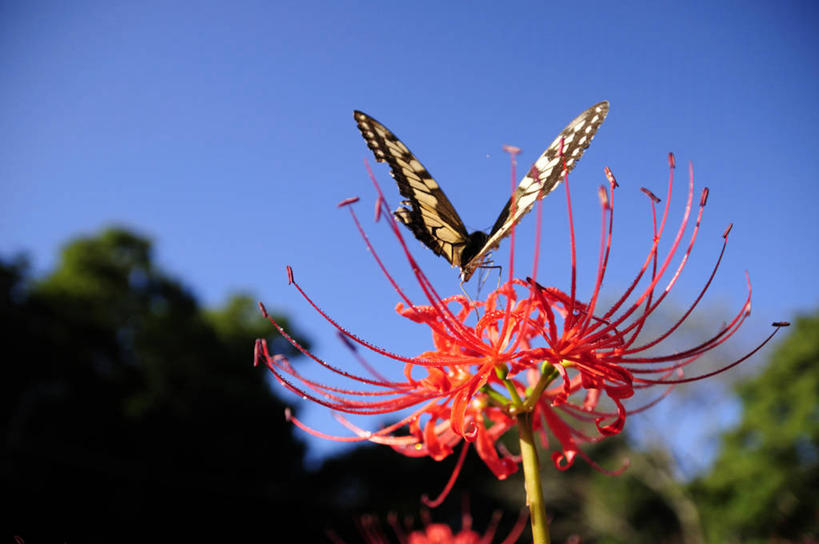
[
  {"left": 326, "top": 505, "right": 528, "bottom": 544},
  {"left": 510, "top": 156, "right": 789, "bottom": 471},
  {"left": 255, "top": 149, "right": 787, "bottom": 502}
]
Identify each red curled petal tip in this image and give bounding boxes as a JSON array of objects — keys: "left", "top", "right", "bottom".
[
  {"left": 668, "top": 152, "right": 676, "bottom": 169},
  {"left": 640, "top": 187, "right": 661, "bottom": 203},
  {"left": 337, "top": 196, "right": 360, "bottom": 208},
  {"left": 502, "top": 144, "right": 522, "bottom": 155},
  {"left": 286, "top": 265, "right": 294, "bottom": 285},
  {"left": 598, "top": 185, "right": 610, "bottom": 209},
  {"left": 700, "top": 187, "right": 710, "bottom": 206},
  {"left": 462, "top": 420, "right": 478, "bottom": 441},
  {"left": 722, "top": 223, "right": 733, "bottom": 239},
  {"left": 772, "top": 321, "right": 791, "bottom": 327},
  {"left": 604, "top": 166, "right": 619, "bottom": 188}
]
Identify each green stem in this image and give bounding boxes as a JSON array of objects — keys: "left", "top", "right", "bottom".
[
  {"left": 517, "top": 412, "right": 550, "bottom": 544},
  {"left": 520, "top": 364, "right": 559, "bottom": 413}
]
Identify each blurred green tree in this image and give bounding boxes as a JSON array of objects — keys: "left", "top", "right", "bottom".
[
  {"left": 690, "top": 313, "right": 818, "bottom": 542},
  {"left": 2, "top": 228, "right": 309, "bottom": 541}
]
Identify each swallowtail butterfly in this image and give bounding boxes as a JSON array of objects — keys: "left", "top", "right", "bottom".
[{"left": 354, "top": 101, "right": 609, "bottom": 282}]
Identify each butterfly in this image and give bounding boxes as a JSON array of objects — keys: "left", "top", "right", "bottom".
[{"left": 354, "top": 101, "right": 609, "bottom": 282}]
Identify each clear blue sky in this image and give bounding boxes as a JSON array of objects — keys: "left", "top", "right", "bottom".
[{"left": 2, "top": 1, "right": 817, "bottom": 467}]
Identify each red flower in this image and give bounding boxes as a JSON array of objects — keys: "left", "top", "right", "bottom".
[
  {"left": 326, "top": 506, "right": 528, "bottom": 544},
  {"left": 507, "top": 155, "right": 788, "bottom": 471},
  {"left": 255, "top": 150, "right": 786, "bottom": 497}
]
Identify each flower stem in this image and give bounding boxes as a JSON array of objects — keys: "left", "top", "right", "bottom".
[
  {"left": 517, "top": 412, "right": 550, "bottom": 544},
  {"left": 520, "top": 363, "right": 559, "bottom": 413}
]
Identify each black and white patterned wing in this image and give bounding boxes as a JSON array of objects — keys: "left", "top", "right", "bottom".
[
  {"left": 459, "top": 101, "right": 610, "bottom": 281},
  {"left": 354, "top": 110, "right": 472, "bottom": 268}
]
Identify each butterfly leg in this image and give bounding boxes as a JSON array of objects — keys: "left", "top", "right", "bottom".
[{"left": 476, "top": 259, "right": 503, "bottom": 293}]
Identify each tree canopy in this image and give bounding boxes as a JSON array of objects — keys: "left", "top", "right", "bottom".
[
  {"left": 691, "top": 312, "right": 819, "bottom": 542},
  {"left": 3, "top": 228, "right": 308, "bottom": 540}
]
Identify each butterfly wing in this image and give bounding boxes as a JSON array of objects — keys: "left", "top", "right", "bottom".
[
  {"left": 459, "top": 101, "right": 610, "bottom": 281},
  {"left": 354, "top": 110, "right": 472, "bottom": 267}
]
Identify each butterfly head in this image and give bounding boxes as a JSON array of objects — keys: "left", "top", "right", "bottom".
[{"left": 458, "top": 231, "right": 491, "bottom": 281}]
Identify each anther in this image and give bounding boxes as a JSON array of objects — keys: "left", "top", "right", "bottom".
[
  {"left": 502, "top": 144, "right": 522, "bottom": 156},
  {"left": 337, "top": 331, "right": 358, "bottom": 352},
  {"left": 772, "top": 321, "right": 791, "bottom": 327},
  {"left": 258, "top": 302, "right": 269, "bottom": 318},
  {"left": 668, "top": 152, "right": 676, "bottom": 169},
  {"left": 337, "top": 196, "right": 360, "bottom": 208},
  {"left": 598, "top": 185, "right": 610, "bottom": 209},
  {"left": 722, "top": 223, "right": 733, "bottom": 239},
  {"left": 286, "top": 265, "right": 294, "bottom": 285},
  {"left": 700, "top": 187, "right": 709, "bottom": 206},
  {"left": 374, "top": 195, "right": 383, "bottom": 221},
  {"left": 640, "top": 187, "right": 661, "bottom": 203},
  {"left": 604, "top": 166, "right": 619, "bottom": 188}
]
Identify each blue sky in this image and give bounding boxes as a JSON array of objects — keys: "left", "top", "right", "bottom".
[{"left": 2, "top": 1, "right": 817, "bottom": 467}]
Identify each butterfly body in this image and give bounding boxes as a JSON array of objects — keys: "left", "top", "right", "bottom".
[{"left": 354, "top": 102, "right": 609, "bottom": 281}]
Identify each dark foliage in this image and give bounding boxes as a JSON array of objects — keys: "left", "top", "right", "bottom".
[{"left": 3, "top": 229, "right": 308, "bottom": 541}]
